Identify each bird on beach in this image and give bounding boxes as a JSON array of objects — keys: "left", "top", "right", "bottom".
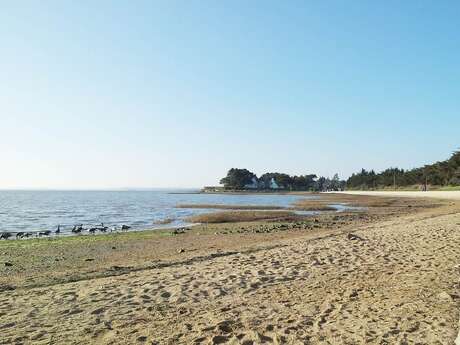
[
  {"left": 121, "top": 225, "right": 131, "bottom": 231},
  {"left": 16, "top": 232, "right": 25, "bottom": 239},
  {"left": 0, "top": 232, "right": 12, "bottom": 240},
  {"left": 72, "top": 224, "right": 83, "bottom": 233},
  {"left": 55, "top": 225, "right": 61, "bottom": 234},
  {"left": 38, "top": 230, "right": 51, "bottom": 237},
  {"left": 98, "top": 223, "right": 108, "bottom": 232}
]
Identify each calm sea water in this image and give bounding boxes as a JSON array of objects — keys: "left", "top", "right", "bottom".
[{"left": 0, "top": 190, "right": 313, "bottom": 235}]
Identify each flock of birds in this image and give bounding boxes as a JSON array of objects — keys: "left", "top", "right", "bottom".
[{"left": 0, "top": 223, "right": 132, "bottom": 240}]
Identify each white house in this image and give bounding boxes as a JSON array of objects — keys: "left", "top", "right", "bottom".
[{"left": 270, "top": 177, "right": 281, "bottom": 189}]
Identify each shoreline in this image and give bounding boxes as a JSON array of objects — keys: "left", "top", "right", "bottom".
[
  {"left": 0, "top": 195, "right": 334, "bottom": 239},
  {"left": 0, "top": 204, "right": 357, "bottom": 241},
  {"left": 0, "top": 191, "right": 316, "bottom": 237}
]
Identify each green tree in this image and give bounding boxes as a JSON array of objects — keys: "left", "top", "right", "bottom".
[
  {"left": 330, "top": 173, "right": 341, "bottom": 191},
  {"left": 220, "top": 168, "right": 257, "bottom": 189},
  {"left": 346, "top": 149, "right": 460, "bottom": 188}
]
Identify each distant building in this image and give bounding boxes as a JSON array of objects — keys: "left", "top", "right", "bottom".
[
  {"left": 202, "top": 186, "right": 225, "bottom": 193},
  {"left": 270, "top": 178, "right": 281, "bottom": 189}
]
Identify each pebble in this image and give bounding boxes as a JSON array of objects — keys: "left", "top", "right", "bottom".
[{"left": 438, "top": 291, "right": 453, "bottom": 302}]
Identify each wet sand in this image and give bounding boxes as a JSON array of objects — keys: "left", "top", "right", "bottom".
[{"left": 1, "top": 194, "right": 460, "bottom": 344}]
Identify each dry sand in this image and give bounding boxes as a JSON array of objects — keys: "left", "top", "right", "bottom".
[
  {"left": 340, "top": 190, "right": 460, "bottom": 201},
  {"left": 1, "top": 194, "right": 460, "bottom": 344}
]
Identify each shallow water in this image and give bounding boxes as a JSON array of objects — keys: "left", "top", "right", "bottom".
[{"left": 0, "top": 190, "right": 315, "bottom": 235}]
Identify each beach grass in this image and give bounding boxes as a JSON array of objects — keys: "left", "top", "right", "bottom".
[
  {"left": 187, "top": 210, "right": 296, "bottom": 223},
  {"left": 291, "top": 199, "right": 338, "bottom": 211},
  {"left": 0, "top": 229, "right": 175, "bottom": 250},
  {"left": 176, "top": 204, "right": 284, "bottom": 210},
  {"left": 291, "top": 201, "right": 337, "bottom": 211}
]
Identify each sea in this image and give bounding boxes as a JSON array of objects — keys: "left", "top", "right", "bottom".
[{"left": 0, "top": 190, "right": 316, "bottom": 235}]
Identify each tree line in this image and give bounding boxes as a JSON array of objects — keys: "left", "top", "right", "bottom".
[
  {"left": 219, "top": 168, "right": 346, "bottom": 191},
  {"left": 346, "top": 150, "right": 460, "bottom": 189}
]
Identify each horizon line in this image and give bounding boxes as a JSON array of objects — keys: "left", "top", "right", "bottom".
[{"left": 0, "top": 187, "right": 203, "bottom": 192}]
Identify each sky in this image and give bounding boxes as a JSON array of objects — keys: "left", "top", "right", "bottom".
[{"left": 1, "top": 1, "right": 459, "bottom": 189}]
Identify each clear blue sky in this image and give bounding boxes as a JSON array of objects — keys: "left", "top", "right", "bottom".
[{"left": 1, "top": 1, "right": 459, "bottom": 189}]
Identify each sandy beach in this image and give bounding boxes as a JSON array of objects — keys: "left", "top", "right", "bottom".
[
  {"left": 340, "top": 190, "right": 460, "bottom": 201},
  {"left": 1, "top": 193, "right": 460, "bottom": 344}
]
